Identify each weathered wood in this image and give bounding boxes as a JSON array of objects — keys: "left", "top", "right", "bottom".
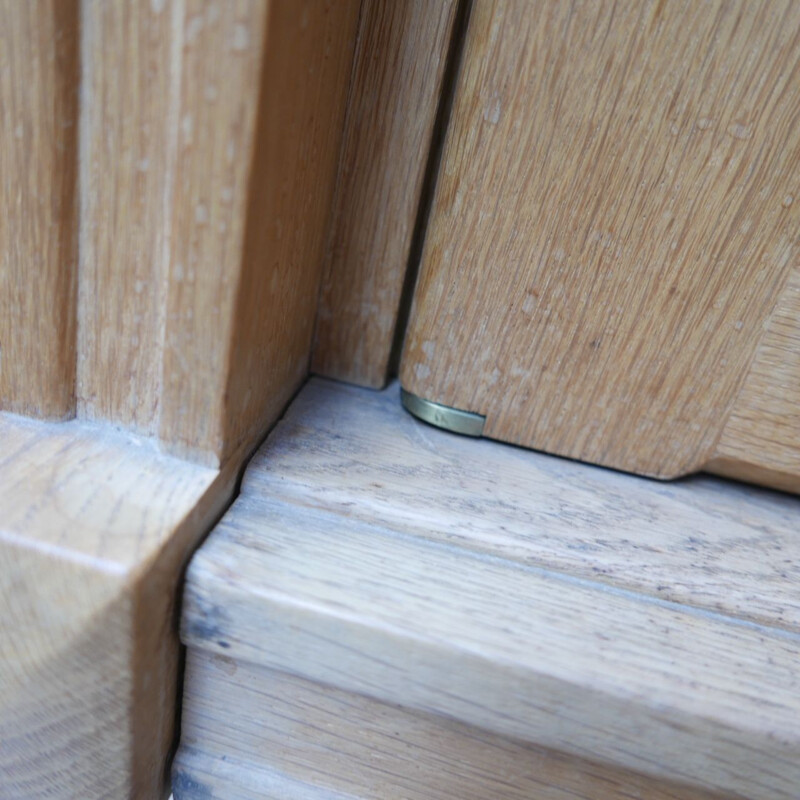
[
  {"left": 312, "top": 0, "right": 458, "bottom": 388},
  {"left": 0, "top": 413, "right": 238, "bottom": 799},
  {"left": 2, "top": 4, "right": 362, "bottom": 796},
  {"left": 0, "top": 0, "right": 78, "bottom": 419},
  {"left": 238, "top": 379, "right": 800, "bottom": 631},
  {"left": 177, "top": 378, "right": 800, "bottom": 799},
  {"left": 174, "top": 651, "right": 727, "bottom": 800},
  {"left": 400, "top": 0, "right": 800, "bottom": 490}
]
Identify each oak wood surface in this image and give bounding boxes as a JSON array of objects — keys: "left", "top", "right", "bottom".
[
  {"left": 216, "top": 0, "right": 360, "bottom": 465},
  {"left": 400, "top": 0, "right": 800, "bottom": 490},
  {"left": 174, "top": 652, "right": 726, "bottom": 800},
  {"left": 70, "top": 0, "right": 358, "bottom": 464},
  {"left": 0, "top": 0, "right": 78, "bottom": 419},
  {"left": 1, "top": 4, "right": 361, "bottom": 796},
  {"left": 77, "top": 0, "right": 179, "bottom": 432},
  {"left": 711, "top": 265, "right": 800, "bottom": 492},
  {"left": 238, "top": 379, "right": 800, "bottom": 631},
  {"left": 311, "top": 0, "right": 457, "bottom": 388},
  {"left": 177, "top": 378, "right": 800, "bottom": 799},
  {"left": 0, "top": 412, "right": 238, "bottom": 799},
  {"left": 159, "top": 0, "right": 359, "bottom": 465}
]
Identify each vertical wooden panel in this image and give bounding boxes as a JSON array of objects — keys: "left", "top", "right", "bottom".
[
  {"left": 159, "top": 0, "right": 360, "bottom": 465},
  {"left": 219, "top": 0, "right": 362, "bottom": 462},
  {"left": 400, "top": 0, "right": 800, "bottom": 487},
  {"left": 0, "top": 3, "right": 360, "bottom": 797},
  {"left": 156, "top": 0, "right": 268, "bottom": 463},
  {"left": 311, "top": 0, "right": 457, "bottom": 388},
  {"left": 711, "top": 267, "right": 800, "bottom": 493},
  {"left": 0, "top": 0, "right": 78, "bottom": 418},
  {"left": 75, "top": 0, "right": 359, "bottom": 465},
  {"left": 77, "top": 0, "right": 179, "bottom": 432}
]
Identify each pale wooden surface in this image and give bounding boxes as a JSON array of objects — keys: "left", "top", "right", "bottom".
[
  {"left": 400, "top": 0, "right": 800, "bottom": 490},
  {"left": 177, "top": 378, "right": 800, "bottom": 799},
  {"left": 235, "top": 379, "right": 800, "bottom": 630},
  {"left": 311, "top": 0, "right": 457, "bottom": 388},
  {"left": 711, "top": 265, "right": 800, "bottom": 493},
  {"left": 77, "top": 0, "right": 178, "bottom": 432},
  {"left": 159, "top": 0, "right": 359, "bottom": 465},
  {"left": 0, "top": 411, "right": 238, "bottom": 799},
  {"left": 175, "top": 651, "right": 726, "bottom": 800},
  {"left": 0, "top": 0, "right": 78, "bottom": 419},
  {"left": 19, "top": 0, "right": 359, "bottom": 465},
  {"left": 0, "top": 4, "right": 361, "bottom": 796}
]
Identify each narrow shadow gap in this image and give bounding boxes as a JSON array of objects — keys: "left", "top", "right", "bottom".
[{"left": 387, "top": 0, "right": 475, "bottom": 380}]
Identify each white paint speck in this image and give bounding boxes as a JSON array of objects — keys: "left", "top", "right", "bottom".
[
  {"left": 232, "top": 23, "right": 249, "bottom": 51},
  {"left": 186, "top": 15, "right": 203, "bottom": 42},
  {"left": 195, "top": 204, "right": 208, "bottom": 224},
  {"left": 483, "top": 95, "right": 501, "bottom": 125},
  {"left": 414, "top": 364, "right": 431, "bottom": 380},
  {"left": 728, "top": 122, "right": 752, "bottom": 141}
]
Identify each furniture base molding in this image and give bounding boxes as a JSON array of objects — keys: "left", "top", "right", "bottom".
[{"left": 0, "top": 414, "right": 240, "bottom": 799}]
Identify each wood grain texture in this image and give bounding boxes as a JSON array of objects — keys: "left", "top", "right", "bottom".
[
  {"left": 2, "top": 8, "right": 360, "bottom": 797},
  {"left": 174, "top": 651, "right": 726, "bottom": 800},
  {"left": 711, "top": 266, "right": 800, "bottom": 493},
  {"left": 159, "top": 0, "right": 359, "bottom": 465},
  {"left": 75, "top": 0, "right": 357, "bottom": 462},
  {"left": 77, "top": 0, "right": 179, "bottom": 432},
  {"left": 177, "top": 378, "right": 800, "bottom": 799},
  {"left": 311, "top": 0, "right": 457, "bottom": 388},
  {"left": 0, "top": 412, "right": 238, "bottom": 799},
  {"left": 0, "top": 0, "right": 78, "bottom": 418},
  {"left": 400, "top": 0, "right": 800, "bottom": 487},
  {"left": 235, "top": 379, "right": 800, "bottom": 631}
]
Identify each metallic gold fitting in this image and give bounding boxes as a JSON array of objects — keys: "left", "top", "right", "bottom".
[{"left": 400, "top": 388, "right": 485, "bottom": 437}]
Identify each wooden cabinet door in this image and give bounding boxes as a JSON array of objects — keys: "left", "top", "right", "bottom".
[{"left": 400, "top": 0, "right": 800, "bottom": 493}]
